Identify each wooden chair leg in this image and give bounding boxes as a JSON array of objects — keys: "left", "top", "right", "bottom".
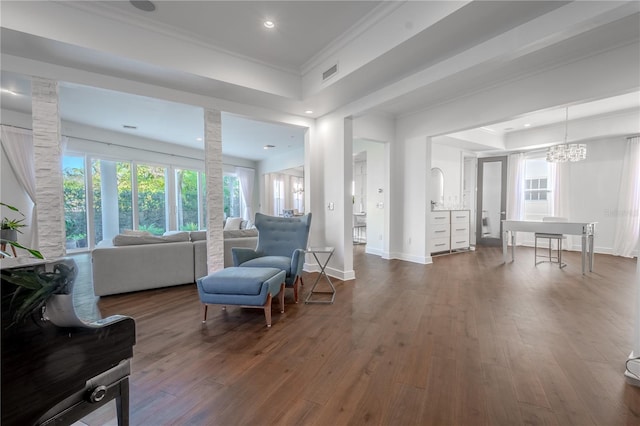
[
  {"left": 293, "top": 276, "right": 300, "bottom": 303},
  {"left": 263, "top": 293, "right": 273, "bottom": 327},
  {"left": 202, "top": 304, "right": 208, "bottom": 323},
  {"left": 279, "top": 283, "right": 285, "bottom": 313}
]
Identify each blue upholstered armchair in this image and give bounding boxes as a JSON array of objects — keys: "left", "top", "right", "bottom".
[{"left": 232, "top": 212, "right": 312, "bottom": 303}]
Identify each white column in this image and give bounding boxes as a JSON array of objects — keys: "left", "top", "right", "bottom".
[
  {"left": 31, "top": 77, "right": 65, "bottom": 258},
  {"left": 204, "top": 109, "right": 224, "bottom": 273},
  {"left": 100, "top": 160, "right": 120, "bottom": 242}
]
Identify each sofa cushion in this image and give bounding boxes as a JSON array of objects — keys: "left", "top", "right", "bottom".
[
  {"left": 113, "top": 232, "right": 190, "bottom": 246},
  {"left": 198, "top": 267, "right": 282, "bottom": 295},
  {"left": 239, "top": 255, "right": 291, "bottom": 275},
  {"left": 190, "top": 230, "right": 207, "bottom": 241},
  {"left": 223, "top": 229, "right": 258, "bottom": 239},
  {"left": 224, "top": 217, "right": 243, "bottom": 230}
]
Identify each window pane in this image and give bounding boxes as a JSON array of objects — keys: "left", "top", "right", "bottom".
[
  {"left": 92, "top": 160, "right": 133, "bottom": 243},
  {"left": 540, "top": 178, "right": 547, "bottom": 189},
  {"left": 200, "top": 172, "right": 207, "bottom": 228},
  {"left": 63, "top": 156, "right": 87, "bottom": 249},
  {"left": 118, "top": 162, "right": 133, "bottom": 233},
  {"left": 176, "top": 169, "right": 199, "bottom": 230},
  {"left": 223, "top": 175, "right": 241, "bottom": 218},
  {"left": 137, "top": 164, "right": 166, "bottom": 235},
  {"left": 292, "top": 176, "right": 304, "bottom": 213},
  {"left": 273, "top": 178, "right": 285, "bottom": 216},
  {"left": 91, "top": 159, "right": 103, "bottom": 244},
  {"left": 531, "top": 179, "right": 539, "bottom": 189},
  {"left": 525, "top": 179, "right": 532, "bottom": 189},
  {"left": 539, "top": 191, "right": 547, "bottom": 201}
]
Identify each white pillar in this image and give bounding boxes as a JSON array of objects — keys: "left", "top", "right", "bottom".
[
  {"left": 32, "top": 77, "right": 65, "bottom": 258},
  {"left": 100, "top": 160, "right": 120, "bottom": 242},
  {"left": 204, "top": 109, "right": 224, "bottom": 273}
]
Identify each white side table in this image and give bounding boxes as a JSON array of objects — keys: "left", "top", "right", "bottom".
[{"left": 304, "top": 246, "right": 335, "bottom": 304}]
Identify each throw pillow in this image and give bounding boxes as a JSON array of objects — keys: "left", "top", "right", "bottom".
[{"left": 224, "top": 217, "right": 243, "bottom": 230}]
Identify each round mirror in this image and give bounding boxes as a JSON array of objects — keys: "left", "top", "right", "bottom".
[{"left": 431, "top": 167, "right": 444, "bottom": 209}]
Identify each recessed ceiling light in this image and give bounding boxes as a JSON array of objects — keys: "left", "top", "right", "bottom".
[
  {"left": 196, "top": 137, "right": 203, "bottom": 141},
  {"left": 524, "top": 123, "right": 531, "bottom": 127},
  {"left": 264, "top": 20, "right": 275, "bottom": 29},
  {"left": 123, "top": 125, "right": 137, "bottom": 130},
  {"left": 1, "top": 88, "right": 19, "bottom": 96},
  {"left": 264, "top": 144, "right": 276, "bottom": 150},
  {"left": 130, "top": 0, "right": 156, "bottom": 12},
  {"left": 305, "top": 110, "right": 313, "bottom": 114}
]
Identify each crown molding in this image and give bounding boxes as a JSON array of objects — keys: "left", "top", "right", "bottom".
[{"left": 300, "top": 1, "right": 403, "bottom": 75}]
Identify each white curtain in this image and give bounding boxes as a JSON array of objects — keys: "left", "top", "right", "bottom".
[
  {"left": 0, "top": 125, "right": 38, "bottom": 250},
  {"left": 506, "top": 153, "right": 525, "bottom": 221},
  {"left": 551, "top": 161, "right": 573, "bottom": 248},
  {"left": 613, "top": 136, "right": 640, "bottom": 257},
  {"left": 263, "top": 173, "right": 275, "bottom": 215},
  {"left": 236, "top": 166, "right": 255, "bottom": 221}
]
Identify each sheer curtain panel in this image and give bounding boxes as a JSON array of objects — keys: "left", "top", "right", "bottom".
[
  {"left": 236, "top": 166, "right": 255, "bottom": 221},
  {"left": 0, "top": 125, "right": 38, "bottom": 249},
  {"left": 506, "top": 153, "right": 525, "bottom": 221},
  {"left": 551, "top": 161, "right": 573, "bottom": 249},
  {"left": 613, "top": 136, "right": 640, "bottom": 257}
]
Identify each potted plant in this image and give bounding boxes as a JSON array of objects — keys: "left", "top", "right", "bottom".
[
  {"left": 0, "top": 202, "right": 41, "bottom": 259},
  {"left": 1, "top": 203, "right": 78, "bottom": 330}
]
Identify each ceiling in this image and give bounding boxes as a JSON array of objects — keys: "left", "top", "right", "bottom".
[{"left": 1, "top": 1, "right": 639, "bottom": 159}]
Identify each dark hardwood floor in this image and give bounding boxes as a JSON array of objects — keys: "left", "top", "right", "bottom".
[{"left": 70, "top": 246, "right": 640, "bottom": 425}]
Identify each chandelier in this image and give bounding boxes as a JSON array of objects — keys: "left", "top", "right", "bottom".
[{"left": 546, "top": 107, "right": 587, "bottom": 162}]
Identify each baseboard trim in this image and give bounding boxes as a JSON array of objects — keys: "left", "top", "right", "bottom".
[{"left": 302, "top": 263, "right": 355, "bottom": 281}]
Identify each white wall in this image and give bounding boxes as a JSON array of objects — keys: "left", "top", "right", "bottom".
[
  {"left": 391, "top": 41, "right": 639, "bottom": 263},
  {"left": 353, "top": 139, "right": 386, "bottom": 256},
  {"left": 257, "top": 148, "right": 304, "bottom": 215},
  {"left": 311, "top": 113, "right": 354, "bottom": 280},
  {"left": 353, "top": 113, "right": 394, "bottom": 259},
  {"left": 432, "top": 143, "right": 463, "bottom": 209},
  {"left": 568, "top": 136, "right": 627, "bottom": 254}
]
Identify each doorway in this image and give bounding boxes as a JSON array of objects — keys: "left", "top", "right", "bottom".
[{"left": 476, "top": 156, "right": 507, "bottom": 246}]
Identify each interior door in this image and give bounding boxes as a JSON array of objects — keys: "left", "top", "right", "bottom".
[{"left": 476, "top": 156, "right": 507, "bottom": 246}]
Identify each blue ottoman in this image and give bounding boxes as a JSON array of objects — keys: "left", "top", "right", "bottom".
[{"left": 196, "top": 267, "right": 286, "bottom": 327}]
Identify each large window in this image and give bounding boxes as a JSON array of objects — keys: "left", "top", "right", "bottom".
[
  {"left": 523, "top": 157, "right": 552, "bottom": 220},
  {"left": 64, "top": 154, "right": 252, "bottom": 248},
  {"left": 91, "top": 159, "right": 134, "bottom": 244},
  {"left": 63, "top": 156, "right": 88, "bottom": 249},
  {"left": 223, "top": 174, "right": 243, "bottom": 218},
  {"left": 273, "top": 177, "right": 285, "bottom": 216},
  {"left": 176, "top": 169, "right": 201, "bottom": 231},
  {"left": 524, "top": 178, "right": 548, "bottom": 200},
  {"left": 136, "top": 164, "right": 167, "bottom": 235},
  {"left": 292, "top": 176, "right": 304, "bottom": 213}
]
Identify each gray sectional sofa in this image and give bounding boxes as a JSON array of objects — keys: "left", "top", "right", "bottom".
[{"left": 92, "top": 230, "right": 258, "bottom": 296}]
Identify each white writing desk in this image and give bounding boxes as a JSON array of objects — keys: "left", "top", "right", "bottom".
[{"left": 502, "top": 220, "right": 596, "bottom": 274}]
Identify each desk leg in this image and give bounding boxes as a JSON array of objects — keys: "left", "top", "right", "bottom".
[
  {"left": 503, "top": 231, "right": 508, "bottom": 263},
  {"left": 589, "top": 233, "right": 595, "bottom": 272},
  {"left": 581, "top": 233, "right": 587, "bottom": 274}
]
